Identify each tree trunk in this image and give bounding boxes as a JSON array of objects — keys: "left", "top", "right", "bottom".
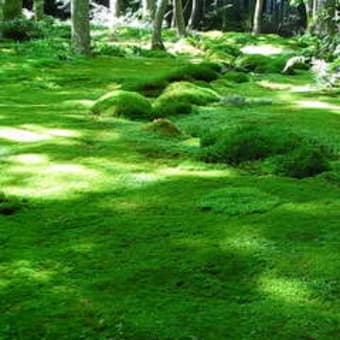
[
  {"left": 252, "top": 0, "right": 264, "bottom": 34},
  {"left": 110, "top": 0, "right": 120, "bottom": 19},
  {"left": 174, "top": 0, "right": 186, "bottom": 36},
  {"left": 3, "top": 0, "right": 22, "bottom": 20},
  {"left": 142, "top": 0, "right": 155, "bottom": 20},
  {"left": 34, "top": 0, "right": 44, "bottom": 20},
  {"left": 0, "top": 0, "right": 4, "bottom": 39},
  {"left": 71, "top": 0, "right": 91, "bottom": 55},
  {"left": 151, "top": 0, "right": 168, "bottom": 50},
  {"left": 187, "top": 0, "right": 197, "bottom": 29}
]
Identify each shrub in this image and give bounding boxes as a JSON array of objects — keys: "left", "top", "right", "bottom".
[
  {"left": 222, "top": 71, "right": 249, "bottom": 83},
  {"left": 0, "top": 19, "right": 43, "bottom": 41},
  {"left": 93, "top": 43, "right": 126, "bottom": 57},
  {"left": 235, "top": 54, "right": 290, "bottom": 73},
  {"left": 200, "top": 125, "right": 300, "bottom": 165},
  {"left": 168, "top": 63, "right": 219, "bottom": 82},
  {"left": 157, "top": 81, "right": 220, "bottom": 106},
  {"left": 91, "top": 90, "right": 152, "bottom": 119},
  {"left": 274, "top": 146, "right": 330, "bottom": 179}
]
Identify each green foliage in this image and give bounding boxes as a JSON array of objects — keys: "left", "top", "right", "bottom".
[
  {"left": 93, "top": 43, "right": 127, "bottom": 57},
  {"left": 235, "top": 54, "right": 291, "bottom": 73},
  {"left": 274, "top": 146, "right": 330, "bottom": 178},
  {"left": 198, "top": 187, "right": 280, "bottom": 215},
  {"left": 168, "top": 63, "right": 219, "bottom": 82},
  {"left": 91, "top": 90, "right": 152, "bottom": 119},
  {"left": 222, "top": 71, "right": 250, "bottom": 83},
  {"left": 0, "top": 19, "right": 44, "bottom": 41}
]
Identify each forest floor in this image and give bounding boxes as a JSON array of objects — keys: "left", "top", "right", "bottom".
[{"left": 0, "top": 29, "right": 339, "bottom": 339}]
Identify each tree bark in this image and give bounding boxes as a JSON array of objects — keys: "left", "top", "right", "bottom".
[
  {"left": 142, "top": 0, "right": 155, "bottom": 20},
  {"left": 71, "top": 0, "right": 91, "bottom": 55},
  {"left": 187, "top": 0, "right": 198, "bottom": 29},
  {"left": 0, "top": 0, "right": 4, "bottom": 39},
  {"left": 174, "top": 0, "right": 186, "bottom": 36},
  {"left": 151, "top": 0, "right": 168, "bottom": 50},
  {"left": 252, "top": 0, "right": 264, "bottom": 34},
  {"left": 34, "top": 0, "right": 44, "bottom": 20},
  {"left": 3, "top": 0, "right": 22, "bottom": 20},
  {"left": 110, "top": 0, "right": 120, "bottom": 19}
]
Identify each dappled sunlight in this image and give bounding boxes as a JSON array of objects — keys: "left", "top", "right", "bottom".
[
  {"left": 0, "top": 124, "right": 80, "bottom": 143},
  {"left": 1, "top": 260, "right": 55, "bottom": 283},
  {"left": 156, "top": 166, "right": 234, "bottom": 178},
  {"left": 241, "top": 44, "right": 284, "bottom": 55},
  {"left": 2, "top": 160, "right": 103, "bottom": 199},
  {"left": 0, "top": 127, "right": 50, "bottom": 142},
  {"left": 295, "top": 100, "right": 340, "bottom": 113},
  {"left": 258, "top": 275, "right": 311, "bottom": 303},
  {"left": 221, "top": 233, "right": 274, "bottom": 254},
  {"left": 258, "top": 80, "right": 316, "bottom": 93}
]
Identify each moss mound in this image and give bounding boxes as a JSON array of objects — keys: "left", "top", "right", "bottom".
[
  {"left": 144, "top": 118, "right": 183, "bottom": 137},
  {"left": 152, "top": 99, "right": 192, "bottom": 118},
  {"left": 159, "top": 81, "right": 220, "bottom": 106},
  {"left": 222, "top": 71, "right": 249, "bottom": 83},
  {"left": 200, "top": 124, "right": 332, "bottom": 178},
  {"left": 235, "top": 54, "right": 290, "bottom": 73},
  {"left": 200, "top": 125, "right": 300, "bottom": 165},
  {"left": 198, "top": 187, "right": 280, "bottom": 215},
  {"left": 152, "top": 82, "right": 219, "bottom": 117},
  {"left": 91, "top": 90, "right": 152, "bottom": 119},
  {"left": 125, "top": 78, "right": 169, "bottom": 97},
  {"left": 274, "top": 146, "right": 330, "bottom": 179},
  {"left": 168, "top": 63, "right": 219, "bottom": 82}
]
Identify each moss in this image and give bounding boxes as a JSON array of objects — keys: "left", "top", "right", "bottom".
[
  {"left": 222, "top": 71, "right": 249, "bottom": 83},
  {"left": 235, "top": 54, "right": 291, "bottom": 73},
  {"left": 152, "top": 99, "right": 192, "bottom": 117},
  {"left": 0, "top": 192, "right": 22, "bottom": 215},
  {"left": 168, "top": 63, "right": 219, "bottom": 82},
  {"left": 91, "top": 90, "right": 152, "bottom": 119},
  {"left": 124, "top": 78, "right": 169, "bottom": 98},
  {"left": 143, "top": 118, "right": 183, "bottom": 137},
  {"left": 157, "top": 81, "right": 220, "bottom": 106},
  {"left": 200, "top": 125, "right": 301, "bottom": 165},
  {"left": 274, "top": 146, "right": 330, "bottom": 178},
  {"left": 198, "top": 187, "right": 280, "bottom": 215}
]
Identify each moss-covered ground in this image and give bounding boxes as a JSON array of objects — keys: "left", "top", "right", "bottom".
[{"left": 0, "top": 30, "right": 339, "bottom": 339}]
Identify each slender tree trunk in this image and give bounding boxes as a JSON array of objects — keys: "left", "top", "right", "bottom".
[
  {"left": 142, "top": 0, "right": 155, "bottom": 20},
  {"left": 174, "top": 0, "right": 186, "bottom": 36},
  {"left": 3, "top": 0, "right": 22, "bottom": 20},
  {"left": 151, "top": 0, "right": 168, "bottom": 50},
  {"left": 0, "top": 0, "right": 4, "bottom": 39},
  {"left": 187, "top": 0, "right": 198, "bottom": 29},
  {"left": 71, "top": 0, "right": 91, "bottom": 55},
  {"left": 110, "top": 0, "right": 120, "bottom": 19},
  {"left": 252, "top": 0, "right": 264, "bottom": 34},
  {"left": 34, "top": 0, "right": 44, "bottom": 20}
]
